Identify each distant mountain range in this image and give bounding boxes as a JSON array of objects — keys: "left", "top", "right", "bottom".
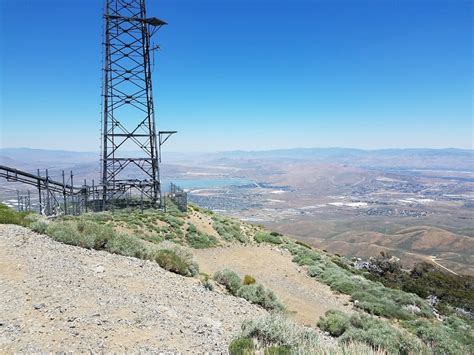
[{"left": 1, "top": 147, "right": 473, "bottom": 171}]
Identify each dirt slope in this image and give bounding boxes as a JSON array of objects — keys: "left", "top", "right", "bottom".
[
  {"left": 195, "top": 245, "right": 352, "bottom": 326},
  {"left": 0, "top": 225, "right": 266, "bottom": 353}
]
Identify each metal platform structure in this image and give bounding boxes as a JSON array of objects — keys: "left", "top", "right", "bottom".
[
  {"left": 0, "top": 165, "right": 99, "bottom": 216},
  {"left": 101, "top": 0, "right": 175, "bottom": 208}
]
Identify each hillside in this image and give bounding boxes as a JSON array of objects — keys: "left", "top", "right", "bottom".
[
  {"left": 294, "top": 226, "right": 474, "bottom": 276},
  {"left": 0, "top": 202, "right": 473, "bottom": 354},
  {"left": 0, "top": 225, "right": 265, "bottom": 353}
]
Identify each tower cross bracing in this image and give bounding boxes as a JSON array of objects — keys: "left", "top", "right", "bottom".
[{"left": 101, "top": 0, "right": 169, "bottom": 207}]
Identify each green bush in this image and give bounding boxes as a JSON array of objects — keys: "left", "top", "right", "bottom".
[
  {"left": 402, "top": 316, "right": 473, "bottom": 354},
  {"left": 0, "top": 203, "right": 31, "bottom": 226},
  {"left": 254, "top": 232, "right": 282, "bottom": 244},
  {"left": 25, "top": 214, "right": 49, "bottom": 234},
  {"left": 307, "top": 264, "right": 324, "bottom": 277},
  {"left": 337, "top": 312, "right": 426, "bottom": 354},
  {"left": 203, "top": 279, "right": 214, "bottom": 291},
  {"left": 187, "top": 223, "right": 197, "bottom": 233},
  {"left": 185, "top": 229, "right": 218, "bottom": 249},
  {"left": 290, "top": 242, "right": 432, "bottom": 320},
  {"left": 243, "top": 275, "right": 256, "bottom": 285},
  {"left": 292, "top": 248, "right": 322, "bottom": 266},
  {"left": 46, "top": 221, "right": 96, "bottom": 249},
  {"left": 236, "top": 313, "right": 403, "bottom": 354},
  {"left": 157, "top": 214, "right": 184, "bottom": 229},
  {"left": 317, "top": 309, "right": 350, "bottom": 337},
  {"left": 240, "top": 313, "right": 319, "bottom": 352},
  {"left": 264, "top": 346, "right": 291, "bottom": 355},
  {"left": 214, "top": 269, "right": 242, "bottom": 295},
  {"left": 214, "top": 269, "right": 282, "bottom": 310},
  {"left": 237, "top": 284, "right": 283, "bottom": 311},
  {"left": 30, "top": 220, "right": 48, "bottom": 234},
  {"left": 229, "top": 337, "right": 253, "bottom": 355},
  {"left": 368, "top": 261, "right": 474, "bottom": 316},
  {"left": 106, "top": 232, "right": 150, "bottom": 259},
  {"left": 45, "top": 218, "right": 152, "bottom": 259},
  {"left": 142, "top": 234, "right": 164, "bottom": 244},
  {"left": 212, "top": 215, "right": 246, "bottom": 243},
  {"left": 154, "top": 249, "right": 191, "bottom": 276},
  {"left": 156, "top": 241, "right": 199, "bottom": 276},
  {"left": 76, "top": 219, "right": 116, "bottom": 249}
]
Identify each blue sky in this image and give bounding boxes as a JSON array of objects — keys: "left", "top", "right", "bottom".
[{"left": 0, "top": 0, "right": 472, "bottom": 152}]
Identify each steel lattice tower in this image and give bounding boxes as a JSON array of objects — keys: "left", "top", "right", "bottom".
[{"left": 101, "top": 0, "right": 170, "bottom": 208}]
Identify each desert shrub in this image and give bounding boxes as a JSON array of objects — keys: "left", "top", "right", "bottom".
[
  {"left": 236, "top": 313, "right": 388, "bottom": 354},
  {"left": 240, "top": 313, "right": 320, "bottom": 351},
  {"left": 156, "top": 241, "right": 199, "bottom": 276},
  {"left": 214, "top": 269, "right": 242, "bottom": 295},
  {"left": 338, "top": 312, "right": 426, "bottom": 354},
  {"left": 264, "top": 346, "right": 291, "bottom": 354},
  {"left": 229, "top": 337, "right": 253, "bottom": 355},
  {"left": 187, "top": 223, "right": 197, "bottom": 233},
  {"left": 30, "top": 220, "right": 48, "bottom": 234},
  {"left": 0, "top": 203, "right": 31, "bottom": 226},
  {"left": 292, "top": 248, "right": 323, "bottom": 266},
  {"left": 76, "top": 219, "right": 116, "bottom": 249},
  {"left": 331, "top": 278, "right": 360, "bottom": 294},
  {"left": 154, "top": 249, "right": 191, "bottom": 276},
  {"left": 317, "top": 309, "right": 350, "bottom": 337},
  {"left": 214, "top": 269, "right": 282, "bottom": 310},
  {"left": 254, "top": 232, "right": 282, "bottom": 244},
  {"left": 164, "top": 231, "right": 177, "bottom": 240},
  {"left": 199, "top": 272, "right": 214, "bottom": 290},
  {"left": 42, "top": 214, "right": 203, "bottom": 277},
  {"left": 87, "top": 211, "right": 113, "bottom": 223},
  {"left": 243, "top": 275, "right": 256, "bottom": 285},
  {"left": 212, "top": 215, "right": 246, "bottom": 243},
  {"left": 25, "top": 214, "right": 49, "bottom": 234},
  {"left": 185, "top": 229, "right": 218, "bottom": 248},
  {"left": 301, "top": 250, "right": 432, "bottom": 320},
  {"left": 294, "top": 256, "right": 315, "bottom": 266},
  {"left": 307, "top": 264, "right": 324, "bottom": 277},
  {"left": 142, "top": 234, "right": 164, "bottom": 244},
  {"left": 46, "top": 221, "right": 96, "bottom": 249},
  {"left": 203, "top": 279, "right": 214, "bottom": 291},
  {"left": 237, "top": 284, "right": 283, "bottom": 311},
  {"left": 157, "top": 214, "right": 184, "bottom": 229},
  {"left": 402, "top": 316, "right": 473, "bottom": 354},
  {"left": 106, "top": 232, "right": 150, "bottom": 259},
  {"left": 45, "top": 218, "right": 150, "bottom": 256},
  {"left": 368, "top": 261, "right": 474, "bottom": 316}
]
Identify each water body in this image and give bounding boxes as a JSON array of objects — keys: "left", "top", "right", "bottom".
[{"left": 161, "top": 177, "right": 253, "bottom": 191}]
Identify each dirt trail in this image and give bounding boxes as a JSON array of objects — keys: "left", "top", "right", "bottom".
[{"left": 195, "top": 245, "right": 352, "bottom": 326}]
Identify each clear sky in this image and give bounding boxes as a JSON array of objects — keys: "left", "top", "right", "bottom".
[{"left": 0, "top": 0, "right": 472, "bottom": 152}]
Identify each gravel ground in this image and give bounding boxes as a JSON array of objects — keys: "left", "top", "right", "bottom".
[{"left": 0, "top": 224, "right": 266, "bottom": 353}]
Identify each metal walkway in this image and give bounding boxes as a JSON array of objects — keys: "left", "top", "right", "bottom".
[{"left": 0, "top": 165, "right": 100, "bottom": 215}]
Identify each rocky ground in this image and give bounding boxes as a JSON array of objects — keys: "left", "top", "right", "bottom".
[{"left": 0, "top": 224, "right": 266, "bottom": 353}]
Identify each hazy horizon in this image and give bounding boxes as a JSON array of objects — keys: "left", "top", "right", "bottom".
[{"left": 0, "top": 146, "right": 473, "bottom": 155}]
